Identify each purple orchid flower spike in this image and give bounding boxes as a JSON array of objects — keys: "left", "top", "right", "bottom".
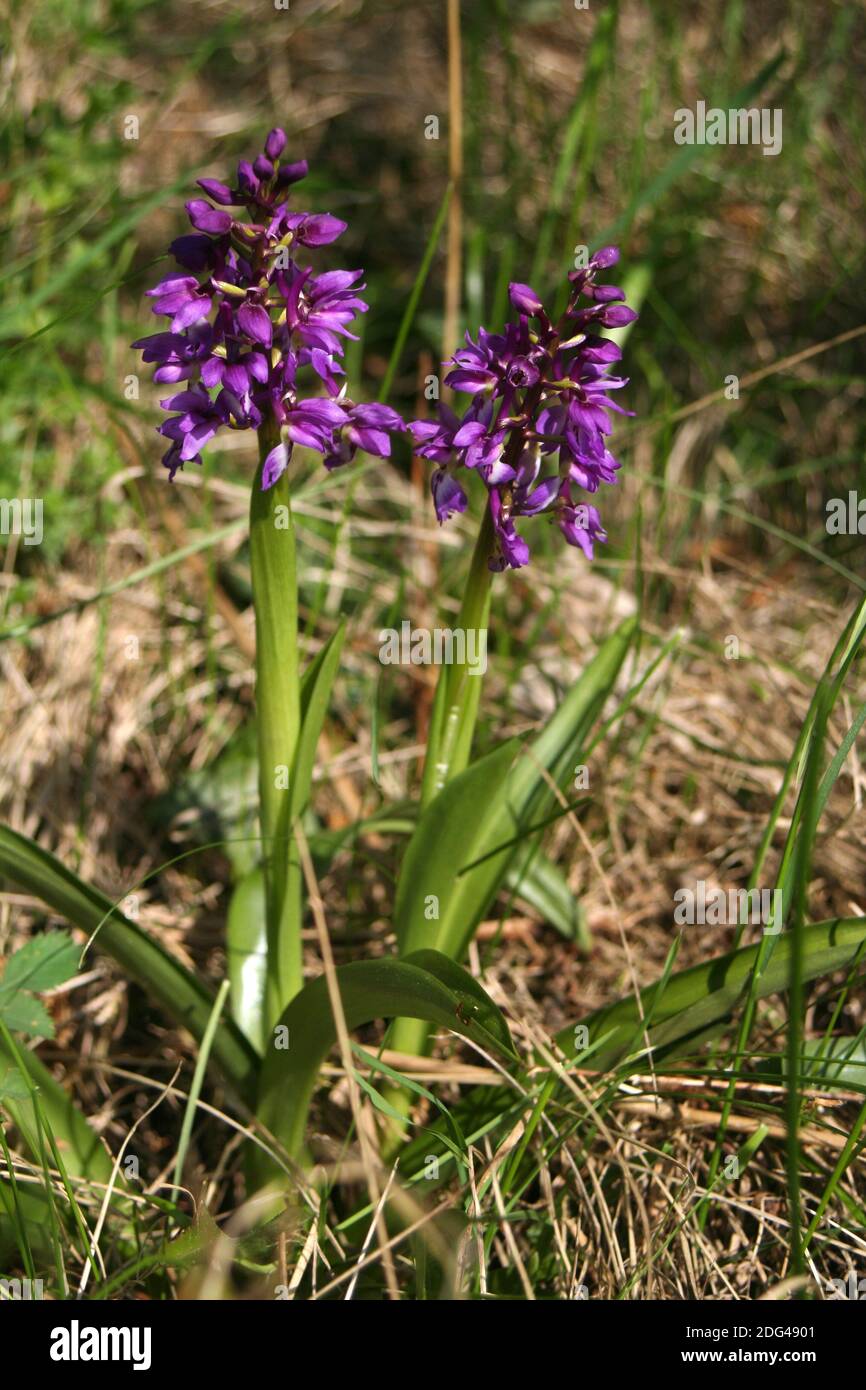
[
  {"left": 410, "top": 253, "right": 637, "bottom": 569},
  {"left": 133, "top": 128, "right": 404, "bottom": 486}
]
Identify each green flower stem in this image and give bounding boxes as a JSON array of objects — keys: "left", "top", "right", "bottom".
[
  {"left": 250, "top": 420, "right": 303, "bottom": 1026},
  {"left": 420, "top": 504, "right": 494, "bottom": 806}
]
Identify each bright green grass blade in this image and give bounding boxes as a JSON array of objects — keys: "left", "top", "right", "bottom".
[{"left": 172, "top": 980, "right": 231, "bottom": 1194}]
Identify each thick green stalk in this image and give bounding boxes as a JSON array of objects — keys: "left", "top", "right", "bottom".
[
  {"left": 250, "top": 421, "right": 303, "bottom": 1026},
  {"left": 420, "top": 505, "right": 494, "bottom": 806}
]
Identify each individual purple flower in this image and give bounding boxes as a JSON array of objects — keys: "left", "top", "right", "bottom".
[
  {"left": 145, "top": 275, "right": 212, "bottom": 332},
  {"left": 431, "top": 469, "right": 468, "bottom": 523},
  {"left": 558, "top": 496, "right": 607, "bottom": 559},
  {"left": 508, "top": 281, "right": 544, "bottom": 316},
  {"left": 134, "top": 129, "right": 404, "bottom": 485},
  {"left": 157, "top": 386, "right": 227, "bottom": 479},
  {"left": 185, "top": 199, "right": 234, "bottom": 235},
  {"left": 265, "top": 127, "right": 288, "bottom": 160},
  {"left": 410, "top": 248, "right": 637, "bottom": 569}
]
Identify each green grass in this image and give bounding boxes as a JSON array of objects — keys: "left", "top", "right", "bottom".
[{"left": 0, "top": 0, "right": 865, "bottom": 1301}]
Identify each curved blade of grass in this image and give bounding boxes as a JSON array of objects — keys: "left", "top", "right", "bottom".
[
  {"left": 172, "top": 980, "right": 231, "bottom": 1193},
  {"left": 293, "top": 622, "right": 346, "bottom": 819},
  {"left": 377, "top": 182, "right": 453, "bottom": 403},
  {"left": 745, "top": 592, "right": 866, "bottom": 928},
  {"left": 0, "top": 825, "right": 258, "bottom": 1104}
]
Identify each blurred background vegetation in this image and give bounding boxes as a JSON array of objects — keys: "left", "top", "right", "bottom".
[{"left": 1, "top": 0, "right": 865, "bottom": 1298}]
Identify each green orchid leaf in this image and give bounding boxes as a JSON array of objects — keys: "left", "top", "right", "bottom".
[
  {"left": 0, "top": 1066, "right": 30, "bottom": 1101},
  {"left": 255, "top": 950, "right": 516, "bottom": 1167},
  {"left": 559, "top": 917, "right": 866, "bottom": 1070},
  {"left": 0, "top": 1033, "right": 115, "bottom": 1181},
  {"left": 396, "top": 617, "right": 634, "bottom": 965},
  {"left": 505, "top": 852, "right": 589, "bottom": 946},
  {"left": 389, "top": 619, "right": 635, "bottom": 1063},
  {"left": 394, "top": 737, "right": 521, "bottom": 961}
]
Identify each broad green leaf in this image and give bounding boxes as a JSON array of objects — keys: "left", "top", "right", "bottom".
[
  {"left": 757, "top": 1030, "right": 866, "bottom": 1090},
  {"left": 395, "top": 738, "right": 521, "bottom": 961},
  {"left": 226, "top": 866, "right": 267, "bottom": 1055},
  {"left": 0, "top": 825, "right": 257, "bottom": 1104},
  {"left": 389, "top": 619, "right": 634, "bottom": 1061},
  {"left": 1, "top": 931, "right": 78, "bottom": 994},
  {"left": 0, "top": 1180, "right": 62, "bottom": 1262},
  {"left": 505, "top": 852, "right": 589, "bottom": 946},
  {"left": 396, "top": 617, "right": 634, "bottom": 964},
  {"left": 558, "top": 917, "right": 866, "bottom": 1070},
  {"left": 402, "top": 949, "right": 517, "bottom": 1060},
  {"left": 255, "top": 950, "right": 516, "bottom": 1167},
  {"left": 0, "top": 992, "right": 53, "bottom": 1038}
]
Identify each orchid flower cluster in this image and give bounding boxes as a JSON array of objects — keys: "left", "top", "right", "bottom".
[
  {"left": 409, "top": 249, "right": 637, "bottom": 570},
  {"left": 133, "top": 128, "right": 404, "bottom": 488}
]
